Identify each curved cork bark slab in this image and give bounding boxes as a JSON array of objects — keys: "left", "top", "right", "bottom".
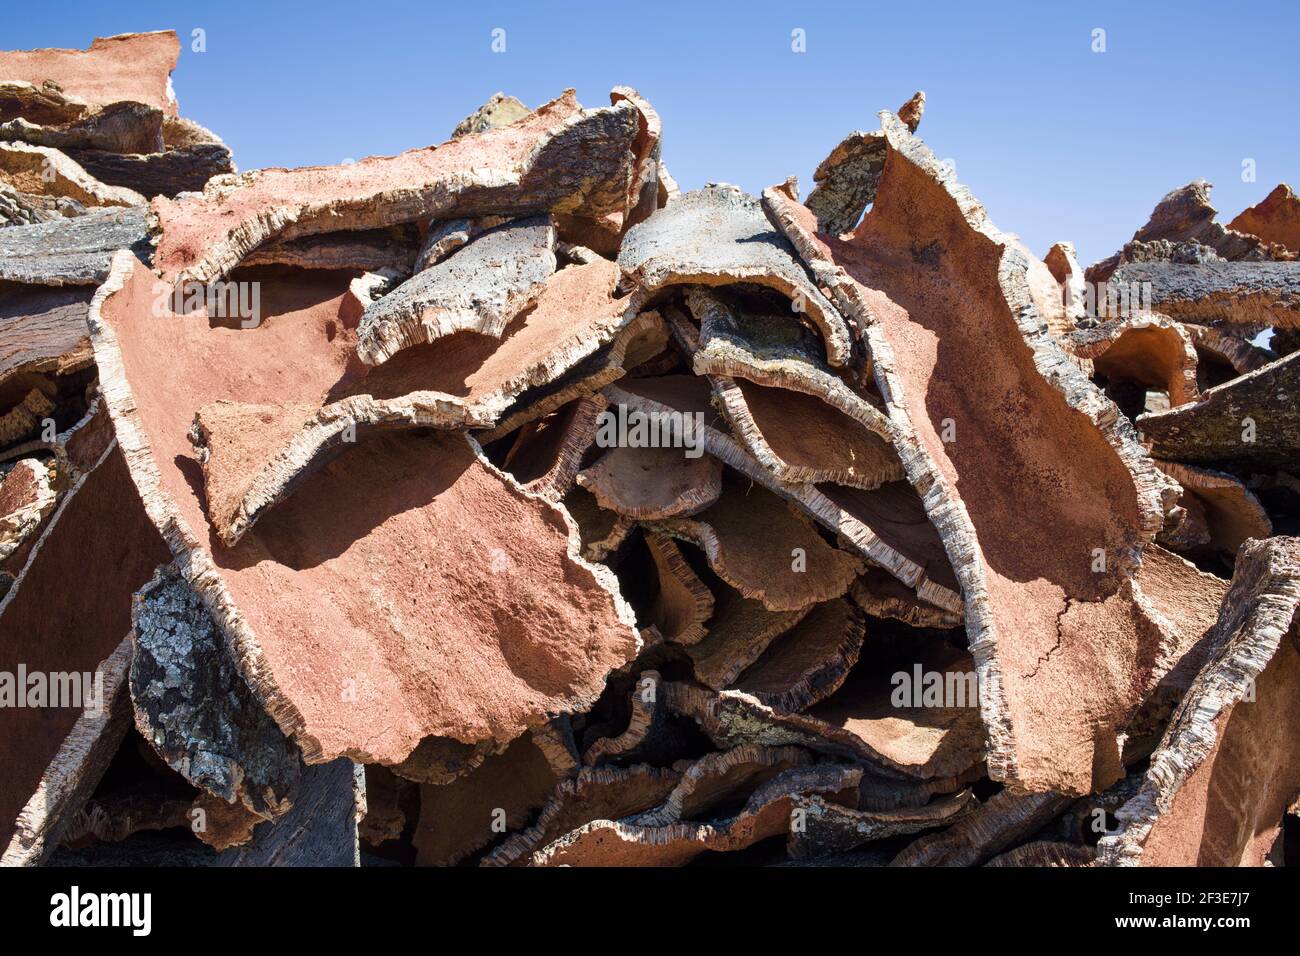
[
  {"left": 604, "top": 375, "right": 957, "bottom": 609},
  {"left": 413, "top": 733, "right": 559, "bottom": 866},
  {"left": 1045, "top": 241, "right": 1087, "bottom": 326},
  {"left": 889, "top": 788, "right": 1074, "bottom": 867},
  {"left": 0, "top": 80, "right": 90, "bottom": 126},
  {"left": 0, "top": 142, "right": 144, "bottom": 208},
  {"left": 664, "top": 680, "right": 974, "bottom": 789},
  {"left": 630, "top": 744, "right": 814, "bottom": 827},
  {"left": 788, "top": 788, "right": 973, "bottom": 860},
  {"left": 1189, "top": 324, "right": 1276, "bottom": 389},
  {"left": 1117, "top": 179, "right": 1272, "bottom": 267},
  {"left": 1106, "top": 258, "right": 1300, "bottom": 332},
  {"left": 150, "top": 91, "right": 639, "bottom": 287},
  {"left": 386, "top": 735, "right": 508, "bottom": 787},
  {"left": 686, "top": 585, "right": 812, "bottom": 688},
  {"left": 650, "top": 469, "right": 863, "bottom": 612},
  {"left": 0, "top": 387, "right": 55, "bottom": 446},
  {"left": 0, "top": 32, "right": 180, "bottom": 115},
  {"left": 1228, "top": 183, "right": 1300, "bottom": 255},
  {"left": 818, "top": 481, "right": 961, "bottom": 610},
  {"left": 529, "top": 761, "right": 860, "bottom": 866},
  {"left": 0, "top": 283, "right": 94, "bottom": 394},
  {"left": 0, "top": 457, "right": 57, "bottom": 565},
  {"left": 763, "top": 114, "right": 1170, "bottom": 795},
  {"left": 1, "top": 635, "right": 134, "bottom": 866},
  {"left": 0, "top": 205, "right": 149, "bottom": 286},
  {"left": 731, "top": 598, "right": 866, "bottom": 713},
  {"left": 505, "top": 394, "right": 607, "bottom": 501},
  {"left": 709, "top": 374, "right": 904, "bottom": 490},
  {"left": 850, "top": 568, "right": 961, "bottom": 629},
  {"left": 1155, "top": 460, "right": 1271, "bottom": 558},
  {"left": 805, "top": 630, "right": 987, "bottom": 783},
  {"left": 356, "top": 216, "right": 557, "bottom": 364},
  {"left": 67, "top": 142, "right": 235, "bottom": 201},
  {"left": 482, "top": 763, "right": 681, "bottom": 867},
  {"left": 576, "top": 444, "right": 722, "bottom": 519},
  {"left": 242, "top": 227, "right": 419, "bottom": 274},
  {"left": 1098, "top": 536, "right": 1300, "bottom": 866},
  {"left": 1065, "top": 313, "right": 1200, "bottom": 408},
  {"left": 581, "top": 670, "right": 669, "bottom": 767},
  {"left": 687, "top": 286, "right": 892, "bottom": 438},
  {"left": 616, "top": 185, "right": 853, "bottom": 368},
  {"left": 0, "top": 394, "right": 113, "bottom": 512},
  {"left": 563, "top": 486, "right": 635, "bottom": 562},
  {"left": 641, "top": 536, "right": 713, "bottom": 646},
  {"left": 0, "top": 439, "right": 169, "bottom": 855},
  {"left": 1137, "top": 349, "right": 1300, "bottom": 471},
  {"left": 187, "top": 261, "right": 639, "bottom": 546},
  {"left": 474, "top": 308, "right": 667, "bottom": 444},
  {"left": 610, "top": 87, "right": 662, "bottom": 232},
  {"left": 985, "top": 841, "right": 1095, "bottom": 867},
  {"left": 192, "top": 259, "right": 641, "bottom": 545},
  {"left": 88, "top": 253, "right": 640, "bottom": 767},
  {"left": 130, "top": 565, "right": 301, "bottom": 829},
  {"left": 2, "top": 100, "right": 164, "bottom": 154}
]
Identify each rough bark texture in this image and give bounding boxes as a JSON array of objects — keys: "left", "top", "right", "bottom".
[
  {"left": 89, "top": 253, "right": 640, "bottom": 768},
  {"left": 1137, "top": 350, "right": 1299, "bottom": 471},
  {"left": 149, "top": 91, "right": 639, "bottom": 287},
  {"left": 8, "top": 48, "right": 1297, "bottom": 870},
  {"left": 1098, "top": 537, "right": 1300, "bottom": 866},
  {"left": 763, "top": 114, "right": 1169, "bottom": 795}
]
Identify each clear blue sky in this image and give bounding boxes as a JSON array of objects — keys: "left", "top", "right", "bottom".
[{"left": 7, "top": 0, "right": 1298, "bottom": 266}]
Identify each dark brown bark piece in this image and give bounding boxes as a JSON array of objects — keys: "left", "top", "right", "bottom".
[
  {"left": 641, "top": 536, "right": 714, "bottom": 646},
  {"left": 1138, "top": 350, "right": 1299, "bottom": 471},
  {"left": 529, "top": 759, "right": 860, "bottom": 866},
  {"left": 889, "top": 788, "right": 1074, "bottom": 867},
  {"left": 413, "top": 733, "right": 557, "bottom": 866},
  {"left": 0, "top": 283, "right": 94, "bottom": 392},
  {"left": 710, "top": 375, "right": 904, "bottom": 489},
  {"left": 481, "top": 763, "right": 681, "bottom": 867},
  {"left": 732, "top": 598, "right": 866, "bottom": 713},
  {"left": 686, "top": 585, "right": 812, "bottom": 688},
  {"left": 652, "top": 470, "right": 862, "bottom": 612},
  {"left": 576, "top": 444, "right": 722, "bottom": 519},
  {"left": 788, "top": 787, "right": 973, "bottom": 860}
]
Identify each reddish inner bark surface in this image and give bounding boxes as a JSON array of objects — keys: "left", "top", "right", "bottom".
[
  {"left": 824, "top": 149, "right": 1155, "bottom": 791},
  {"left": 150, "top": 96, "right": 582, "bottom": 282},
  {"left": 0, "top": 448, "right": 169, "bottom": 849},
  {"left": 104, "top": 262, "right": 635, "bottom": 762},
  {"left": 0, "top": 32, "right": 180, "bottom": 114},
  {"left": 1142, "top": 639, "right": 1300, "bottom": 866}
]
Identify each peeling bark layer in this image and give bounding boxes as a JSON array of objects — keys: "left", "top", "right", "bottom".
[
  {"left": 764, "top": 114, "right": 1168, "bottom": 795},
  {"left": 89, "top": 253, "right": 640, "bottom": 768}
]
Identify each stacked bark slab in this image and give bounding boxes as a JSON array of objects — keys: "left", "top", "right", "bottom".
[{"left": 2, "top": 37, "right": 1297, "bottom": 869}]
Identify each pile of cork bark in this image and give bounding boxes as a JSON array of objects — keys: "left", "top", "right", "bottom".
[{"left": 1, "top": 31, "right": 1297, "bottom": 868}]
